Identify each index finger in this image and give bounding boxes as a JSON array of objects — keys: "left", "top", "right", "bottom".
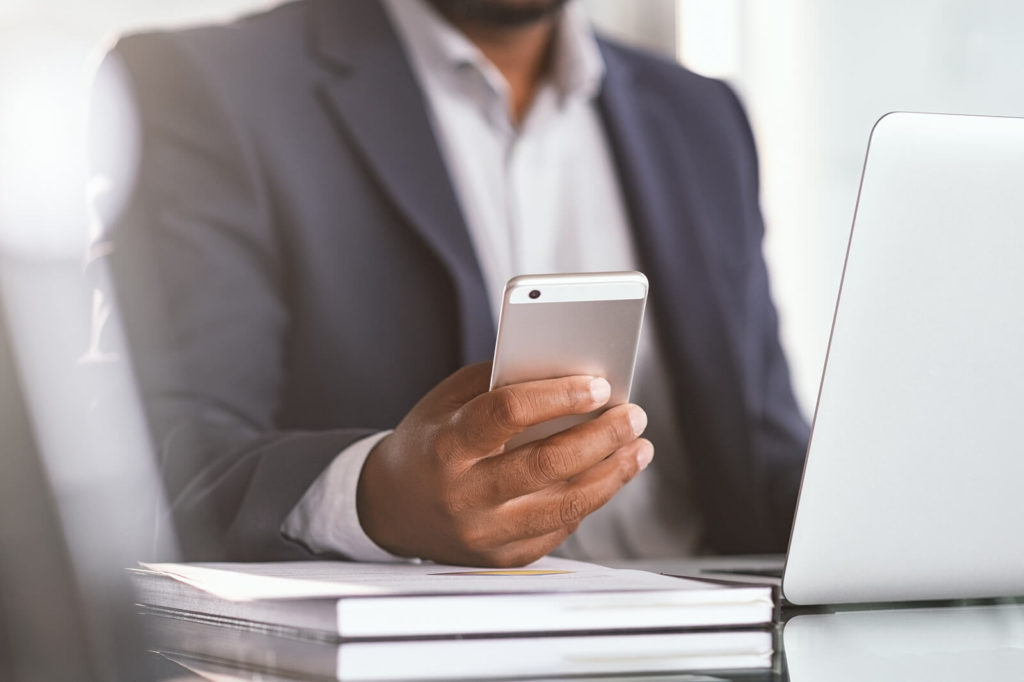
[{"left": 448, "top": 375, "right": 612, "bottom": 457}]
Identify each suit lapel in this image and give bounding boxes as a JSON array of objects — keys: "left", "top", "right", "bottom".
[
  {"left": 307, "top": 0, "right": 749, "bottom": 422},
  {"left": 309, "top": 0, "right": 494, "bottom": 364},
  {"left": 597, "top": 46, "right": 750, "bottom": 461}
]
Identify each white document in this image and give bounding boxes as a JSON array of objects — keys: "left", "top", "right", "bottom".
[
  {"left": 155, "top": 621, "right": 774, "bottom": 682},
  {"left": 142, "top": 556, "right": 724, "bottom": 602},
  {"left": 137, "top": 557, "right": 774, "bottom": 638}
]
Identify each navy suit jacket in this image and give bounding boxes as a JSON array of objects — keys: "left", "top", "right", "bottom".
[{"left": 109, "top": 0, "right": 809, "bottom": 561}]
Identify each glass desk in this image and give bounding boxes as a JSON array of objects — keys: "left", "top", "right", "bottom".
[{"left": 782, "top": 602, "right": 1024, "bottom": 681}]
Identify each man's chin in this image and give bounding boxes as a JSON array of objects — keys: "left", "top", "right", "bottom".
[{"left": 427, "top": 0, "right": 571, "bottom": 28}]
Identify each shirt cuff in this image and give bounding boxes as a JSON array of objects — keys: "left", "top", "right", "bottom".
[{"left": 281, "top": 430, "right": 405, "bottom": 562}]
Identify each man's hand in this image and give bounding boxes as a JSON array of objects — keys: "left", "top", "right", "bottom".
[{"left": 357, "top": 363, "right": 652, "bottom": 567}]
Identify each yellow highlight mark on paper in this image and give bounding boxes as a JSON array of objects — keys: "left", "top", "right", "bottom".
[{"left": 430, "top": 569, "right": 574, "bottom": 576}]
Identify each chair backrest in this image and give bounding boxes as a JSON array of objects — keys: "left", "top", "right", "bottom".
[
  {"left": 0, "top": 257, "right": 179, "bottom": 680},
  {"left": 0, "top": 285, "right": 97, "bottom": 680}
]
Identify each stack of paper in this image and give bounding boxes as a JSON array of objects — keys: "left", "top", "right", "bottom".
[{"left": 133, "top": 557, "right": 774, "bottom": 680}]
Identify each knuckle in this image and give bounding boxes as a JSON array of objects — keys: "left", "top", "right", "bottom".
[
  {"left": 533, "top": 441, "right": 574, "bottom": 483},
  {"left": 559, "top": 489, "right": 590, "bottom": 526},
  {"left": 491, "top": 389, "right": 531, "bottom": 431},
  {"left": 606, "top": 411, "right": 634, "bottom": 445}
]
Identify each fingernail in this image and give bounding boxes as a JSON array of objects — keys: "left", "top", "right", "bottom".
[
  {"left": 636, "top": 444, "right": 654, "bottom": 471},
  {"left": 628, "top": 405, "right": 647, "bottom": 437},
  {"left": 589, "top": 377, "right": 611, "bottom": 404}
]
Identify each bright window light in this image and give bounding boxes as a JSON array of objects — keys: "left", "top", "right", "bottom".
[{"left": 676, "top": 0, "right": 741, "bottom": 79}]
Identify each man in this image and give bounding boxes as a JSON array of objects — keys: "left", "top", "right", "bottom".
[{"left": 108, "top": 0, "right": 809, "bottom": 565}]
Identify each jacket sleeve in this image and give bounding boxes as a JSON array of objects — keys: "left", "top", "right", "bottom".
[{"left": 105, "top": 33, "right": 373, "bottom": 561}]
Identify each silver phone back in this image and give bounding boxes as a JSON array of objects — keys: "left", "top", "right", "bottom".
[
  {"left": 783, "top": 113, "right": 1024, "bottom": 605},
  {"left": 490, "top": 272, "right": 647, "bottom": 450}
]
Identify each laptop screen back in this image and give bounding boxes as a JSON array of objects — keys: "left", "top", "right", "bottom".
[{"left": 783, "top": 113, "right": 1024, "bottom": 605}]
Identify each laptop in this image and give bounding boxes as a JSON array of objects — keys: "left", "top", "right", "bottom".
[{"left": 675, "top": 112, "right": 1024, "bottom": 606}]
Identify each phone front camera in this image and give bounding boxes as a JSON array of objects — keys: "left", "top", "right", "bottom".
[{"left": 529, "top": 289, "right": 541, "bottom": 299}]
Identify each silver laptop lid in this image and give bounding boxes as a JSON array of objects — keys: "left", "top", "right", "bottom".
[{"left": 783, "top": 112, "right": 1024, "bottom": 605}]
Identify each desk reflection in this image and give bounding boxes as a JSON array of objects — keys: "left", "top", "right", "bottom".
[
  {"left": 160, "top": 651, "right": 773, "bottom": 682},
  {"left": 784, "top": 603, "right": 1024, "bottom": 681}
]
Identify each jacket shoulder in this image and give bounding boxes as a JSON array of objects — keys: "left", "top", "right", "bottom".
[
  {"left": 597, "top": 37, "right": 731, "bottom": 102},
  {"left": 599, "top": 36, "right": 759, "bottom": 183},
  {"left": 113, "top": 0, "right": 315, "bottom": 83}
]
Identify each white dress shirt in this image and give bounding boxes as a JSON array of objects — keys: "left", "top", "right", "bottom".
[{"left": 282, "top": 0, "right": 702, "bottom": 561}]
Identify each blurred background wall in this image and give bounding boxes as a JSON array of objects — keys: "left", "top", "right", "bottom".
[
  {"left": 591, "top": 0, "right": 1024, "bottom": 412},
  {"left": 2, "top": 0, "right": 1022, "bottom": 414}
]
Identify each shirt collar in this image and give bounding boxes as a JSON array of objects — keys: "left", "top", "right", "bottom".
[
  {"left": 382, "top": 0, "right": 605, "bottom": 107},
  {"left": 549, "top": 1, "right": 606, "bottom": 102}
]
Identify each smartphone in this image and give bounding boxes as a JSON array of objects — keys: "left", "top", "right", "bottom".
[{"left": 489, "top": 271, "right": 648, "bottom": 450}]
